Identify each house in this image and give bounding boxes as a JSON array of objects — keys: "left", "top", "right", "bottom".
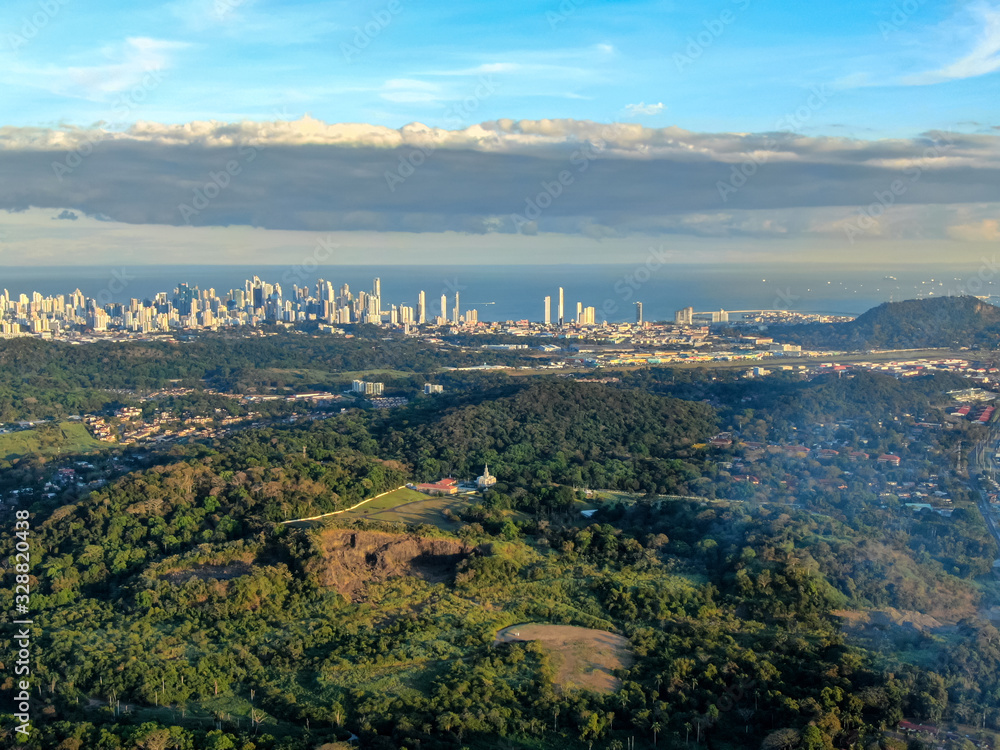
[
  {"left": 898, "top": 721, "right": 938, "bottom": 736},
  {"left": 878, "top": 454, "right": 901, "bottom": 466},
  {"left": 817, "top": 478, "right": 848, "bottom": 490},
  {"left": 413, "top": 478, "right": 459, "bottom": 495},
  {"left": 848, "top": 451, "right": 870, "bottom": 461}
]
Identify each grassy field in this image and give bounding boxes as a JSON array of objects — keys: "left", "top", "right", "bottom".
[
  {"left": 495, "top": 623, "right": 633, "bottom": 693},
  {"left": 507, "top": 349, "right": 981, "bottom": 377},
  {"left": 340, "top": 487, "right": 473, "bottom": 530},
  {"left": 0, "top": 421, "right": 106, "bottom": 460}
]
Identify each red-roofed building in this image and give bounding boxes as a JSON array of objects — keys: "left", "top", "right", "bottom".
[
  {"left": 413, "top": 478, "right": 459, "bottom": 495},
  {"left": 878, "top": 454, "right": 901, "bottom": 466},
  {"left": 783, "top": 445, "right": 809, "bottom": 455},
  {"left": 898, "top": 721, "right": 938, "bottom": 735}
]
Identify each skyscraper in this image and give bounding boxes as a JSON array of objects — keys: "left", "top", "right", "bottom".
[
  {"left": 543, "top": 295, "right": 551, "bottom": 325},
  {"left": 635, "top": 301, "right": 643, "bottom": 325},
  {"left": 440, "top": 293, "right": 447, "bottom": 321},
  {"left": 417, "top": 291, "right": 426, "bottom": 324},
  {"left": 558, "top": 287, "right": 564, "bottom": 326},
  {"left": 373, "top": 277, "right": 381, "bottom": 298},
  {"left": 453, "top": 291, "right": 460, "bottom": 324}
]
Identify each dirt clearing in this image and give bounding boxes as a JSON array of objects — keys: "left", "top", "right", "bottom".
[
  {"left": 309, "top": 528, "right": 471, "bottom": 601},
  {"left": 496, "top": 623, "right": 633, "bottom": 693}
]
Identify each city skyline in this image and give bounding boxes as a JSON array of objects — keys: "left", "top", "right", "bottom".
[{"left": 0, "top": 273, "right": 650, "bottom": 332}]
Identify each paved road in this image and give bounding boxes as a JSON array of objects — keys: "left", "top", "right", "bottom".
[{"left": 969, "top": 422, "right": 1000, "bottom": 554}]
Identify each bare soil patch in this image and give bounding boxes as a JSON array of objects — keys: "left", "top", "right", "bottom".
[
  {"left": 161, "top": 561, "right": 253, "bottom": 584},
  {"left": 309, "top": 529, "right": 472, "bottom": 601},
  {"left": 496, "top": 623, "right": 633, "bottom": 693}
]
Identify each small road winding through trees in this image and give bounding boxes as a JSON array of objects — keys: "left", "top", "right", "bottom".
[{"left": 280, "top": 485, "right": 407, "bottom": 524}]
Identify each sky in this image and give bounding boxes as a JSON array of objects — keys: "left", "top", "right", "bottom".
[{"left": 0, "top": 0, "right": 998, "bottom": 265}]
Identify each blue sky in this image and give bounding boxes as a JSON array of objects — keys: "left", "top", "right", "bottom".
[
  {"left": 1, "top": 0, "right": 997, "bottom": 137},
  {"left": 1, "top": 0, "right": 999, "bottom": 266}
]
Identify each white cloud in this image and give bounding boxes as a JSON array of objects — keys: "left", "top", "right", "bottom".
[
  {"left": 903, "top": 3, "right": 1000, "bottom": 85},
  {"left": 2, "top": 37, "right": 188, "bottom": 101},
  {"left": 625, "top": 101, "right": 665, "bottom": 116}
]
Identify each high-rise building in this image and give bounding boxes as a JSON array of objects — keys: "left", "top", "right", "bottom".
[
  {"left": 417, "top": 291, "right": 426, "bottom": 324},
  {"left": 576, "top": 301, "right": 583, "bottom": 323},
  {"left": 558, "top": 287, "right": 564, "bottom": 326},
  {"left": 440, "top": 293, "right": 447, "bottom": 321},
  {"left": 543, "top": 295, "right": 551, "bottom": 325},
  {"left": 453, "top": 292, "right": 460, "bottom": 325},
  {"left": 674, "top": 306, "right": 694, "bottom": 325},
  {"left": 635, "top": 301, "right": 643, "bottom": 325},
  {"left": 352, "top": 380, "right": 384, "bottom": 395}
]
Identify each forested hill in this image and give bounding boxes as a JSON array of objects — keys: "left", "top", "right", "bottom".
[
  {"left": 0, "top": 331, "right": 533, "bottom": 421},
  {"left": 775, "top": 296, "right": 1000, "bottom": 349},
  {"left": 6, "top": 374, "right": 1000, "bottom": 749},
  {"left": 378, "top": 379, "right": 718, "bottom": 493}
]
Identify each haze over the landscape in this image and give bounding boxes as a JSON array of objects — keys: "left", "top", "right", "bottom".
[{"left": 11, "top": 3, "right": 1000, "bottom": 750}]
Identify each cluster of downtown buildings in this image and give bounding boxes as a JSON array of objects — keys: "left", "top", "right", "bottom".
[
  {"left": 0, "top": 276, "right": 478, "bottom": 336},
  {"left": 0, "top": 276, "right": 650, "bottom": 337},
  {"left": 0, "top": 272, "right": 856, "bottom": 340}
]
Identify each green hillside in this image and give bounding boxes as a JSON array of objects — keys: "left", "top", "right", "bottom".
[
  {"left": 777, "top": 295, "right": 1000, "bottom": 349},
  {"left": 0, "top": 421, "right": 104, "bottom": 460}
]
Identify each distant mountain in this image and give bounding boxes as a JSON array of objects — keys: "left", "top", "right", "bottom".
[{"left": 776, "top": 296, "right": 1000, "bottom": 350}]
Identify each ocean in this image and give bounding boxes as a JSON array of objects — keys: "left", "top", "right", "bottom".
[{"left": 0, "top": 264, "right": 993, "bottom": 324}]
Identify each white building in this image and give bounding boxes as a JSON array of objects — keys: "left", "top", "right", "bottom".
[{"left": 477, "top": 463, "right": 497, "bottom": 489}]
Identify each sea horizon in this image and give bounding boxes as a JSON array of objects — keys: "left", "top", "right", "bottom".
[{"left": 0, "top": 263, "right": 991, "bottom": 323}]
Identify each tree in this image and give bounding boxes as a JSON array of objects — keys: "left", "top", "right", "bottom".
[{"left": 762, "top": 728, "right": 801, "bottom": 750}]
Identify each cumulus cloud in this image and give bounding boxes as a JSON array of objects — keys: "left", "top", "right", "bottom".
[
  {"left": 625, "top": 102, "right": 665, "bottom": 116},
  {"left": 0, "top": 116, "right": 998, "bottom": 240}
]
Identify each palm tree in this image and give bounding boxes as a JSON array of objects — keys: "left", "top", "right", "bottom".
[{"left": 652, "top": 721, "right": 662, "bottom": 747}]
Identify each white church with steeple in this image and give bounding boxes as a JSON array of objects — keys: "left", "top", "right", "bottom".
[{"left": 477, "top": 463, "right": 497, "bottom": 489}]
